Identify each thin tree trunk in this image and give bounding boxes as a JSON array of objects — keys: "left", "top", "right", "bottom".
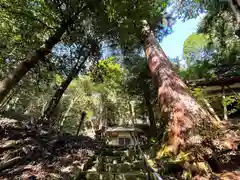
[
  {"left": 203, "top": 98, "right": 221, "bottom": 122},
  {"left": 41, "top": 101, "right": 48, "bottom": 116},
  {"left": 222, "top": 86, "right": 228, "bottom": 121},
  {"left": 0, "top": 88, "right": 16, "bottom": 111},
  {"left": 228, "top": 0, "right": 240, "bottom": 23},
  {"left": 141, "top": 20, "right": 221, "bottom": 154},
  {"left": 42, "top": 54, "right": 88, "bottom": 120},
  {"left": 90, "top": 119, "right": 96, "bottom": 137},
  {"left": 11, "top": 97, "right": 19, "bottom": 110},
  {"left": 0, "top": 20, "right": 74, "bottom": 104},
  {"left": 24, "top": 100, "right": 33, "bottom": 115},
  {"left": 98, "top": 93, "right": 105, "bottom": 130},
  {"left": 142, "top": 83, "right": 157, "bottom": 135},
  {"left": 59, "top": 97, "right": 78, "bottom": 131},
  {"left": 76, "top": 111, "right": 86, "bottom": 136},
  {"left": 128, "top": 101, "right": 135, "bottom": 126}
]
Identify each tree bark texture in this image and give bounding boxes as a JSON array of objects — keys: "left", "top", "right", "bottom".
[
  {"left": 76, "top": 111, "right": 86, "bottom": 136},
  {"left": 42, "top": 54, "right": 88, "bottom": 120},
  {"left": 141, "top": 20, "right": 220, "bottom": 154},
  {"left": 0, "top": 18, "right": 75, "bottom": 104}
]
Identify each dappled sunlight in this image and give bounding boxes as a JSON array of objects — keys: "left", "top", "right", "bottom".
[{"left": 0, "top": 0, "right": 240, "bottom": 179}]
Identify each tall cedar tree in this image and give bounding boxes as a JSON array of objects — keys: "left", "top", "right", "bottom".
[{"left": 141, "top": 20, "right": 237, "bottom": 156}]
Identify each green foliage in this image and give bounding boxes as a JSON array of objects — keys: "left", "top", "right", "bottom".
[
  {"left": 1, "top": 0, "right": 239, "bottom": 136},
  {"left": 55, "top": 74, "right": 64, "bottom": 85},
  {"left": 179, "top": 8, "right": 240, "bottom": 119},
  {"left": 92, "top": 57, "right": 124, "bottom": 86},
  {"left": 183, "top": 33, "right": 209, "bottom": 67},
  {"left": 224, "top": 95, "right": 240, "bottom": 115},
  {"left": 181, "top": 8, "right": 240, "bottom": 80}
]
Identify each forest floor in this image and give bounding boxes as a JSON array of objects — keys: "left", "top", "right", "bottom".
[
  {"left": 0, "top": 116, "right": 102, "bottom": 180},
  {"left": 1, "top": 113, "right": 240, "bottom": 180}
]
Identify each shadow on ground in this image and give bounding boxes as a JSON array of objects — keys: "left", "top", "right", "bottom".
[{"left": 0, "top": 116, "right": 102, "bottom": 180}]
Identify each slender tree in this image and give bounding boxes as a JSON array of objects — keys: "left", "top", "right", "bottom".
[
  {"left": 42, "top": 47, "right": 89, "bottom": 120},
  {"left": 142, "top": 83, "right": 157, "bottom": 134},
  {"left": 76, "top": 111, "right": 86, "bottom": 136}
]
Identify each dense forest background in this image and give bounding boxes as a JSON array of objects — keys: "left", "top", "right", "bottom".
[{"left": 0, "top": 0, "right": 240, "bottom": 179}]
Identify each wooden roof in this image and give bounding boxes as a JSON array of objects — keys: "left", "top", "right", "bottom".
[
  {"left": 186, "top": 77, "right": 240, "bottom": 95},
  {"left": 105, "top": 126, "right": 144, "bottom": 133},
  {"left": 186, "top": 77, "right": 240, "bottom": 87}
]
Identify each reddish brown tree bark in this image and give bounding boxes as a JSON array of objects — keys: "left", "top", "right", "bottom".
[{"left": 141, "top": 20, "right": 222, "bottom": 154}]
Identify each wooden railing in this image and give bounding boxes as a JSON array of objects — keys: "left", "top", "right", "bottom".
[{"left": 132, "top": 134, "right": 163, "bottom": 180}]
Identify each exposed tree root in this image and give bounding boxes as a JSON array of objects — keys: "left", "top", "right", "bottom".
[
  {"left": 0, "top": 156, "right": 22, "bottom": 171},
  {"left": 153, "top": 120, "right": 240, "bottom": 179}
]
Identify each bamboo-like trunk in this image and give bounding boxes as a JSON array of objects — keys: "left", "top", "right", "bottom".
[
  {"left": 222, "top": 86, "right": 228, "bottom": 121},
  {"left": 203, "top": 98, "right": 221, "bottom": 122},
  {"left": 141, "top": 20, "right": 220, "bottom": 154}
]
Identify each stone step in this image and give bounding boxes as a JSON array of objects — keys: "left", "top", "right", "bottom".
[
  {"left": 104, "top": 160, "right": 145, "bottom": 173},
  {"left": 85, "top": 171, "right": 151, "bottom": 180},
  {"left": 102, "top": 156, "right": 141, "bottom": 164},
  {"left": 101, "top": 148, "right": 140, "bottom": 159},
  {"left": 89, "top": 160, "right": 145, "bottom": 171}
]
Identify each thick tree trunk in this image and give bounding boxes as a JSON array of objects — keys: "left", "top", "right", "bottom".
[
  {"left": 141, "top": 20, "right": 221, "bottom": 154},
  {"left": 76, "top": 111, "right": 86, "bottom": 136},
  {"left": 0, "top": 20, "right": 73, "bottom": 104},
  {"left": 42, "top": 55, "right": 88, "bottom": 121}
]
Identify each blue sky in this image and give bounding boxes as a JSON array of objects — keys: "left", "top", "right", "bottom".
[
  {"left": 160, "top": 14, "right": 205, "bottom": 59},
  {"left": 101, "top": 14, "right": 205, "bottom": 60}
]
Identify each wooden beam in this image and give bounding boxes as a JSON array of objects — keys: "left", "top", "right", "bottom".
[
  {"left": 207, "top": 87, "right": 240, "bottom": 96},
  {"left": 187, "top": 77, "right": 240, "bottom": 87}
]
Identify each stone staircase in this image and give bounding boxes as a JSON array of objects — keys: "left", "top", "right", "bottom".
[{"left": 81, "top": 147, "right": 156, "bottom": 180}]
